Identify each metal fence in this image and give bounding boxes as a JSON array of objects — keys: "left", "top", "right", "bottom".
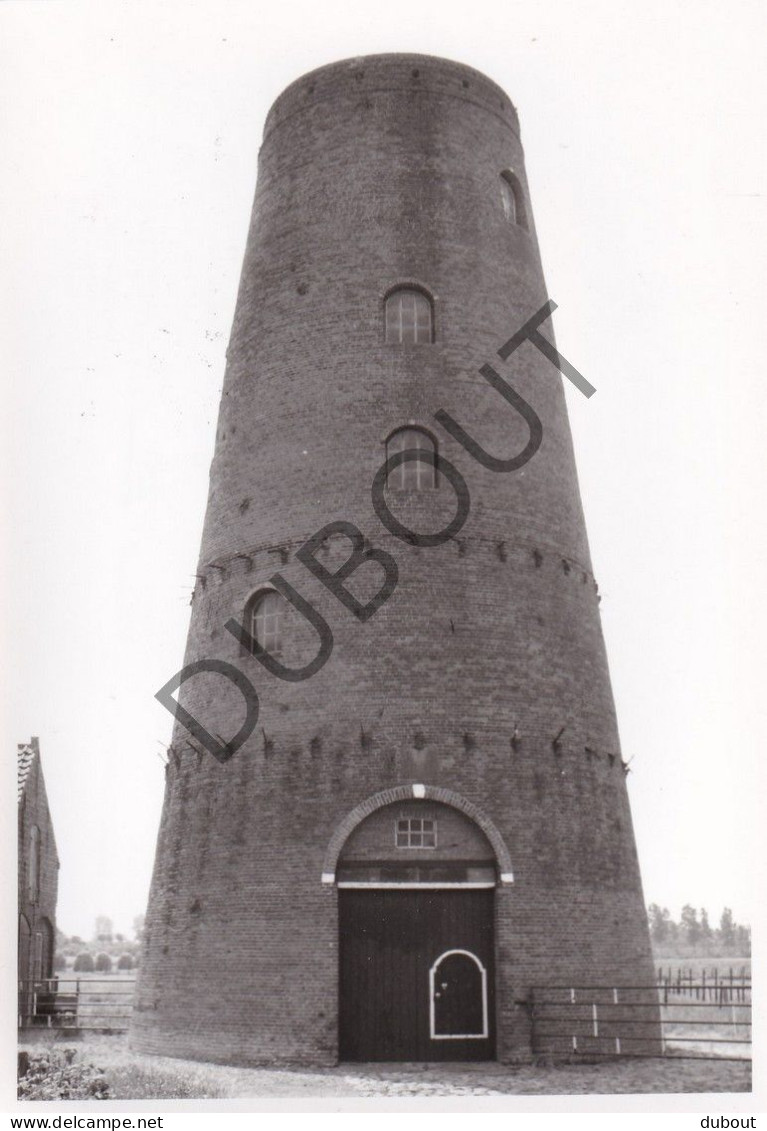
[
  {"left": 531, "top": 982, "right": 751, "bottom": 1062},
  {"left": 18, "top": 978, "right": 134, "bottom": 1032}
]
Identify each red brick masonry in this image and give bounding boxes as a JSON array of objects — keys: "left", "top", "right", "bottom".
[{"left": 132, "top": 54, "right": 658, "bottom": 1066}]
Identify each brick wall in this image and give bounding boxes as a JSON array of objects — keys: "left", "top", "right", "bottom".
[{"left": 132, "top": 53, "right": 657, "bottom": 1066}]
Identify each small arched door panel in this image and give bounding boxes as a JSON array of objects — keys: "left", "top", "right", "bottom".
[{"left": 430, "top": 949, "right": 488, "bottom": 1039}]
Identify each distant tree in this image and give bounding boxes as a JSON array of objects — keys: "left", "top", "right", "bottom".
[
  {"left": 117, "top": 954, "right": 134, "bottom": 970},
  {"left": 680, "top": 905, "right": 700, "bottom": 946},
  {"left": 734, "top": 924, "right": 751, "bottom": 956},
  {"left": 95, "top": 952, "right": 112, "bottom": 973},
  {"left": 650, "top": 902, "right": 750, "bottom": 958},
  {"left": 699, "top": 908, "right": 713, "bottom": 942},
  {"left": 648, "top": 904, "right": 672, "bottom": 946},
  {"left": 719, "top": 907, "right": 735, "bottom": 949},
  {"left": 53, "top": 953, "right": 67, "bottom": 972},
  {"left": 70, "top": 935, "right": 83, "bottom": 945},
  {"left": 115, "top": 933, "right": 124, "bottom": 943},
  {"left": 73, "top": 952, "right": 94, "bottom": 973},
  {"left": 132, "top": 914, "right": 145, "bottom": 942}
]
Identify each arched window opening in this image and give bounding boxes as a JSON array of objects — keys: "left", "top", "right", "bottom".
[
  {"left": 385, "top": 288, "right": 433, "bottom": 344},
  {"left": 335, "top": 798, "right": 497, "bottom": 886},
  {"left": 18, "top": 915, "right": 32, "bottom": 1020},
  {"left": 39, "top": 918, "right": 54, "bottom": 982},
  {"left": 386, "top": 428, "right": 437, "bottom": 490},
  {"left": 500, "top": 171, "right": 528, "bottom": 230},
  {"left": 32, "top": 932, "right": 44, "bottom": 982},
  {"left": 246, "top": 590, "right": 286, "bottom": 656},
  {"left": 28, "top": 825, "right": 40, "bottom": 903}
]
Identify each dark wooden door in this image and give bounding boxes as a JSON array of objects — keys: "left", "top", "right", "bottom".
[{"left": 339, "top": 889, "right": 495, "bottom": 1061}]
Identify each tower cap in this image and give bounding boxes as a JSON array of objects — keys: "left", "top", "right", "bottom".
[{"left": 263, "top": 53, "right": 520, "bottom": 141}]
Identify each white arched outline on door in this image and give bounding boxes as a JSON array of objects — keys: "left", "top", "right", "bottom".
[{"left": 429, "top": 948, "right": 489, "bottom": 1040}]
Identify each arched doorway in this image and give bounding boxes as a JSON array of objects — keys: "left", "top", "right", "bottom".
[
  {"left": 336, "top": 797, "right": 499, "bottom": 1061},
  {"left": 37, "top": 918, "right": 54, "bottom": 982},
  {"left": 18, "top": 914, "right": 31, "bottom": 1025}
]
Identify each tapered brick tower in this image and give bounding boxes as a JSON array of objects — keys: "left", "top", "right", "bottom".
[{"left": 133, "top": 54, "right": 658, "bottom": 1066}]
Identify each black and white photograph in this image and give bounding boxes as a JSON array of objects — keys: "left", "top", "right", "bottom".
[{"left": 4, "top": 0, "right": 765, "bottom": 1121}]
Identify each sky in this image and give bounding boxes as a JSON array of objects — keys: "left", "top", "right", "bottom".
[{"left": 2, "top": 0, "right": 766, "bottom": 947}]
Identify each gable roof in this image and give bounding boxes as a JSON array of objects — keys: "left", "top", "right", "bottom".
[{"left": 17, "top": 737, "right": 40, "bottom": 804}]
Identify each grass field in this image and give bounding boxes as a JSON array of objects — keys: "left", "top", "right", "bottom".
[{"left": 18, "top": 1033, "right": 751, "bottom": 1099}]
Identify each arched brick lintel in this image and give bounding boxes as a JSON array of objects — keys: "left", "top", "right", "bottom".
[{"left": 320, "top": 783, "right": 514, "bottom": 884}]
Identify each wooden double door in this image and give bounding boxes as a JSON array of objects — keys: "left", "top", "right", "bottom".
[{"left": 339, "top": 888, "right": 495, "bottom": 1061}]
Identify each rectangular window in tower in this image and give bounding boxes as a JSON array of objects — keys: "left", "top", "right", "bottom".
[{"left": 395, "top": 818, "right": 437, "bottom": 848}]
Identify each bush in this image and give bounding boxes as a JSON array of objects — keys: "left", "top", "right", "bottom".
[
  {"left": 18, "top": 1048, "right": 109, "bottom": 1101},
  {"left": 117, "top": 954, "right": 134, "bottom": 970},
  {"left": 106, "top": 1063, "right": 225, "bottom": 1100},
  {"left": 73, "top": 952, "right": 94, "bottom": 973},
  {"left": 95, "top": 953, "right": 112, "bottom": 973},
  {"left": 52, "top": 953, "right": 67, "bottom": 971}
]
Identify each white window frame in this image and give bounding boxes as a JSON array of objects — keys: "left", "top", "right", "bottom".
[
  {"left": 250, "top": 591, "right": 284, "bottom": 656},
  {"left": 385, "top": 289, "right": 433, "bottom": 344},
  {"left": 337, "top": 880, "right": 495, "bottom": 889},
  {"left": 395, "top": 816, "right": 437, "bottom": 849},
  {"left": 386, "top": 428, "right": 437, "bottom": 490}
]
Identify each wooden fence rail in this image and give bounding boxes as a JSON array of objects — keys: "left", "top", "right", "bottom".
[
  {"left": 531, "top": 983, "right": 751, "bottom": 1062},
  {"left": 18, "top": 978, "right": 134, "bottom": 1032}
]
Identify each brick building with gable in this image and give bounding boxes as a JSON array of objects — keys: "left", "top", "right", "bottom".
[{"left": 18, "top": 737, "right": 59, "bottom": 1011}]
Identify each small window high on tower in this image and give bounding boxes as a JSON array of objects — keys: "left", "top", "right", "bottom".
[
  {"left": 385, "top": 288, "right": 433, "bottom": 344},
  {"left": 386, "top": 427, "right": 437, "bottom": 490},
  {"left": 500, "top": 171, "right": 528, "bottom": 230},
  {"left": 247, "top": 590, "right": 286, "bottom": 655}
]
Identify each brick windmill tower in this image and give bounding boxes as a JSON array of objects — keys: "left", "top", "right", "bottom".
[{"left": 133, "top": 54, "right": 658, "bottom": 1065}]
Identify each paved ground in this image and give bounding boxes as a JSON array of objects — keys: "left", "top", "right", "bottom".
[
  {"left": 162, "top": 1058, "right": 753, "bottom": 1098},
  {"left": 19, "top": 1036, "right": 751, "bottom": 1099}
]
